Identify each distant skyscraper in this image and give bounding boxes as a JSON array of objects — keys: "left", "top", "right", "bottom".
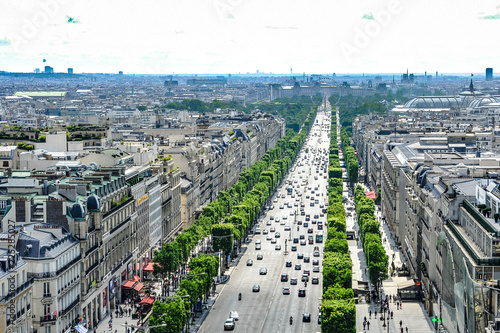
[
  {"left": 44, "top": 66, "right": 53, "bottom": 74},
  {"left": 35, "top": 68, "right": 40, "bottom": 74},
  {"left": 68, "top": 68, "right": 73, "bottom": 74},
  {"left": 118, "top": 71, "right": 123, "bottom": 75},
  {"left": 486, "top": 68, "right": 493, "bottom": 81}
]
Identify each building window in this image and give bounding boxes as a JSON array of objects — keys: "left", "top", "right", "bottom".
[
  {"left": 43, "top": 282, "right": 50, "bottom": 296},
  {"left": 2, "top": 161, "right": 8, "bottom": 167}
]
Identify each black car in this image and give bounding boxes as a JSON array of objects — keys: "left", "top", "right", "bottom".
[
  {"left": 303, "top": 313, "right": 311, "bottom": 322},
  {"left": 297, "top": 253, "right": 304, "bottom": 259},
  {"left": 293, "top": 237, "right": 299, "bottom": 244},
  {"left": 298, "top": 289, "right": 306, "bottom": 297},
  {"left": 295, "top": 264, "right": 301, "bottom": 270},
  {"left": 291, "top": 245, "right": 297, "bottom": 251},
  {"left": 281, "top": 274, "right": 289, "bottom": 282},
  {"left": 304, "top": 256, "right": 310, "bottom": 263},
  {"left": 286, "top": 261, "right": 292, "bottom": 267}
]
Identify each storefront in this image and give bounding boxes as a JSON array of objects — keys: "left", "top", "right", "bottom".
[
  {"left": 397, "top": 280, "right": 421, "bottom": 300},
  {"left": 121, "top": 280, "right": 144, "bottom": 300}
]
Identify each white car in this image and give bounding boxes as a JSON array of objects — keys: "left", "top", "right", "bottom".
[
  {"left": 230, "top": 311, "right": 239, "bottom": 321},
  {"left": 224, "top": 318, "right": 235, "bottom": 330}
]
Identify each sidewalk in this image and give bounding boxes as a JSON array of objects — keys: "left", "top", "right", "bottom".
[
  {"left": 351, "top": 183, "right": 435, "bottom": 333},
  {"left": 92, "top": 240, "right": 247, "bottom": 333}
]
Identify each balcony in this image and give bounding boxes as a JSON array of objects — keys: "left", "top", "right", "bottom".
[
  {"left": 0, "top": 277, "right": 34, "bottom": 302},
  {"left": 40, "top": 315, "right": 57, "bottom": 323},
  {"left": 59, "top": 296, "right": 80, "bottom": 317},
  {"left": 103, "top": 197, "right": 133, "bottom": 218},
  {"left": 86, "top": 243, "right": 99, "bottom": 256},
  {"left": 109, "top": 216, "right": 131, "bottom": 235},
  {"left": 56, "top": 254, "right": 81, "bottom": 275},
  {"left": 86, "top": 261, "right": 99, "bottom": 275},
  {"left": 463, "top": 200, "right": 500, "bottom": 236}
]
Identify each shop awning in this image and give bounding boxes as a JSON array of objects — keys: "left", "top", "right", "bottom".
[
  {"left": 133, "top": 282, "right": 144, "bottom": 292},
  {"left": 122, "top": 280, "right": 135, "bottom": 289},
  {"left": 397, "top": 279, "right": 416, "bottom": 291},
  {"left": 133, "top": 275, "right": 141, "bottom": 281},
  {"left": 139, "top": 296, "right": 155, "bottom": 306},
  {"left": 366, "top": 191, "right": 377, "bottom": 199},
  {"left": 143, "top": 263, "right": 155, "bottom": 273}
]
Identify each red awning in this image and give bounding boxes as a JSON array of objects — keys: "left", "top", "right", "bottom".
[
  {"left": 133, "top": 275, "right": 141, "bottom": 282},
  {"left": 366, "top": 191, "right": 377, "bottom": 199},
  {"left": 133, "top": 282, "right": 144, "bottom": 292},
  {"left": 139, "top": 296, "right": 155, "bottom": 306},
  {"left": 143, "top": 263, "right": 155, "bottom": 273},
  {"left": 122, "top": 280, "right": 135, "bottom": 289}
]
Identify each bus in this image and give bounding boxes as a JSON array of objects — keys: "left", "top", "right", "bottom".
[{"left": 315, "top": 231, "right": 324, "bottom": 243}]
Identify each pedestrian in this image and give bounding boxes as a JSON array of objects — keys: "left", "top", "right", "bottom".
[
  {"left": 400, "top": 328, "right": 403, "bottom": 333},
  {"left": 400, "top": 320, "right": 403, "bottom": 327},
  {"left": 397, "top": 302, "right": 400, "bottom": 310},
  {"left": 364, "top": 316, "right": 367, "bottom": 322},
  {"left": 375, "top": 310, "right": 377, "bottom": 318},
  {"left": 369, "top": 310, "right": 372, "bottom": 318},
  {"left": 367, "top": 321, "right": 370, "bottom": 330},
  {"left": 391, "top": 311, "right": 393, "bottom": 318},
  {"left": 406, "top": 327, "right": 408, "bottom": 333},
  {"left": 400, "top": 301, "right": 402, "bottom": 309},
  {"left": 363, "top": 321, "right": 366, "bottom": 330}
]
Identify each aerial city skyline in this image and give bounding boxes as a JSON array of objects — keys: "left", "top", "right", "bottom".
[{"left": 2, "top": 1, "right": 500, "bottom": 333}]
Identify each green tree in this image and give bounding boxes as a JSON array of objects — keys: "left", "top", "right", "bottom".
[
  {"left": 149, "top": 298, "right": 190, "bottom": 333},
  {"left": 212, "top": 224, "right": 234, "bottom": 254},
  {"left": 321, "top": 299, "right": 356, "bottom": 333}
]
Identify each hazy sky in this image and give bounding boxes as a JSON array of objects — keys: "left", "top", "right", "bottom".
[{"left": 1, "top": 0, "right": 500, "bottom": 74}]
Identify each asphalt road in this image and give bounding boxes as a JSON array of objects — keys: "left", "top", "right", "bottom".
[{"left": 199, "top": 104, "right": 332, "bottom": 333}]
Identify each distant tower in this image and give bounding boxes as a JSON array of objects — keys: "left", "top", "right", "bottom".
[
  {"left": 470, "top": 79, "right": 474, "bottom": 92},
  {"left": 67, "top": 68, "right": 73, "bottom": 74},
  {"left": 436, "top": 71, "right": 438, "bottom": 77},
  {"left": 425, "top": 71, "right": 427, "bottom": 82},
  {"left": 290, "top": 68, "right": 292, "bottom": 75},
  {"left": 486, "top": 68, "right": 493, "bottom": 81}
]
